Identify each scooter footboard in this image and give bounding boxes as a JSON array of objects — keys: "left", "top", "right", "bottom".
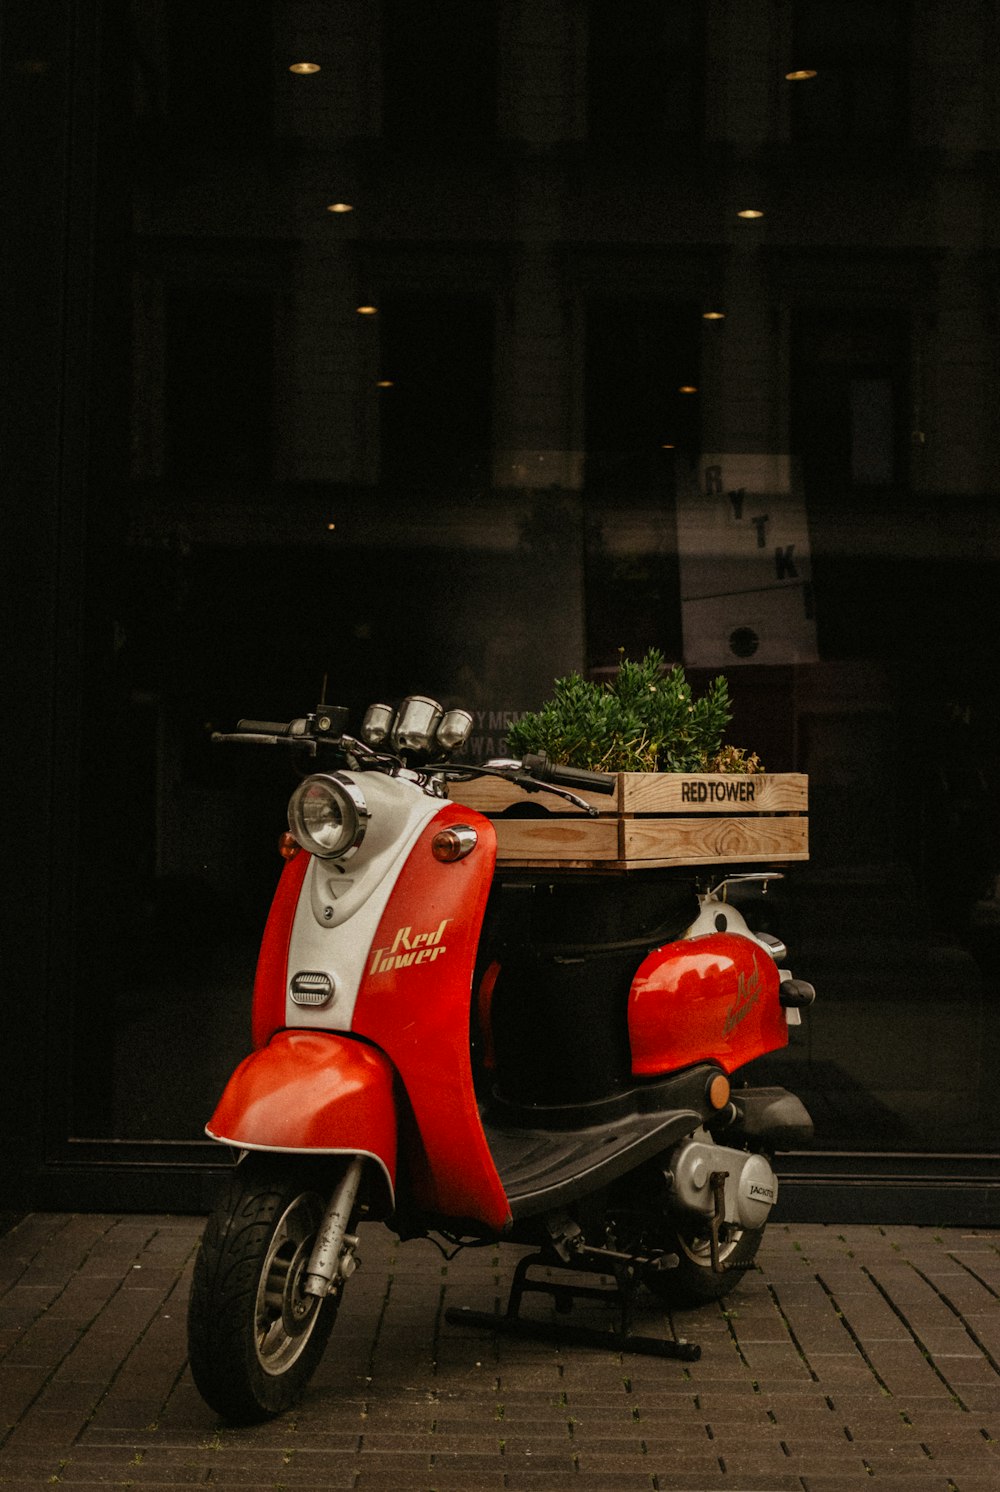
[{"left": 206, "top": 1030, "right": 397, "bottom": 1211}]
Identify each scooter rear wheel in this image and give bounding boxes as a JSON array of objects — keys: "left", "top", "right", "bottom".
[
  {"left": 644, "top": 1221, "right": 764, "bottom": 1307},
  {"left": 188, "top": 1155, "right": 344, "bottom": 1423}
]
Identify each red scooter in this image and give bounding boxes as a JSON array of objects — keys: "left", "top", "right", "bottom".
[{"left": 188, "top": 696, "right": 815, "bottom": 1422}]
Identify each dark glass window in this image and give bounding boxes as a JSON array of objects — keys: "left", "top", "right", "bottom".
[
  {"left": 586, "top": 0, "right": 705, "bottom": 148},
  {"left": 165, "top": 0, "right": 274, "bottom": 146},
  {"left": 164, "top": 285, "right": 274, "bottom": 483},
  {"left": 381, "top": 0, "right": 499, "bottom": 146},
  {"left": 17, "top": 0, "right": 1000, "bottom": 1217},
  {"left": 789, "top": 0, "right": 909, "bottom": 145},
  {"left": 790, "top": 308, "right": 909, "bottom": 496},
  {"left": 378, "top": 292, "right": 494, "bottom": 488},
  {"left": 584, "top": 296, "right": 700, "bottom": 497}
]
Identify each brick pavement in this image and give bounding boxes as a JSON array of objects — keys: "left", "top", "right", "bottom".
[{"left": 1, "top": 1213, "right": 999, "bottom": 1490}]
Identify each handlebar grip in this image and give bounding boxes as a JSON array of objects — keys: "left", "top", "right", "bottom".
[
  {"left": 237, "top": 719, "right": 294, "bottom": 736},
  {"left": 522, "top": 753, "right": 617, "bottom": 795}
]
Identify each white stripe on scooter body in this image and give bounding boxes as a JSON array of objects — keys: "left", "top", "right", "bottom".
[{"left": 284, "top": 772, "right": 443, "bottom": 1031}]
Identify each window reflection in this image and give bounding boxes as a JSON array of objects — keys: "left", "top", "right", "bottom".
[
  {"left": 164, "top": 0, "right": 275, "bottom": 146},
  {"left": 586, "top": 0, "right": 705, "bottom": 148},
  {"left": 378, "top": 292, "right": 494, "bottom": 489},
  {"left": 381, "top": 0, "right": 499, "bottom": 147},
  {"left": 790, "top": 0, "right": 910, "bottom": 145},
  {"left": 791, "top": 310, "right": 909, "bottom": 496},
  {"left": 165, "top": 286, "right": 275, "bottom": 483}
]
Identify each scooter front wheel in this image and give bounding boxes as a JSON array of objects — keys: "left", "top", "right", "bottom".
[
  {"left": 644, "top": 1221, "right": 764, "bottom": 1307},
  {"left": 188, "top": 1155, "right": 345, "bottom": 1422}
]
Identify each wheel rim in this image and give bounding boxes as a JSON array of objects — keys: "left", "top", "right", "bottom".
[
  {"left": 254, "top": 1192, "right": 326, "bottom": 1375},
  {"left": 676, "top": 1222, "right": 745, "bottom": 1272}
]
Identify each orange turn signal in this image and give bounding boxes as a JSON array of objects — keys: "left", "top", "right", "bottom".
[
  {"left": 279, "top": 831, "right": 301, "bottom": 861},
  {"left": 707, "top": 1072, "right": 731, "bottom": 1110},
  {"left": 432, "top": 825, "right": 478, "bottom": 862}
]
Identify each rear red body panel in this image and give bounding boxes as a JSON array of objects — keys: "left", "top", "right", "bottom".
[{"left": 629, "top": 932, "right": 788, "bottom": 1077}]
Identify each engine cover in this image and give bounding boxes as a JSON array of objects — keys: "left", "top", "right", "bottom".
[{"left": 668, "top": 1134, "right": 778, "bottom": 1231}]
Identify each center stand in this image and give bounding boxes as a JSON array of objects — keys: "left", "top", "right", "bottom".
[{"left": 445, "top": 1249, "right": 701, "bottom": 1360}]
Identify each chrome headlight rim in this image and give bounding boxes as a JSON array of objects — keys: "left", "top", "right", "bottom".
[{"left": 287, "top": 773, "right": 369, "bottom": 860}]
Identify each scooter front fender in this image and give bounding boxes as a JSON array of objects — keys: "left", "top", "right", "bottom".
[{"left": 206, "top": 1030, "right": 397, "bottom": 1211}]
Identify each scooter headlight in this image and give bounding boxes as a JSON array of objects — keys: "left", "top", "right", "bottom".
[{"left": 288, "top": 774, "right": 369, "bottom": 859}]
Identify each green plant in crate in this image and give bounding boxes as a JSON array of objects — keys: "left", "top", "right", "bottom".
[{"left": 506, "top": 649, "right": 763, "bottom": 774}]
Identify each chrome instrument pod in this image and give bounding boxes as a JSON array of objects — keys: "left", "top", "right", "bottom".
[
  {"left": 361, "top": 702, "right": 396, "bottom": 747},
  {"left": 436, "top": 708, "right": 473, "bottom": 753},
  {"left": 392, "top": 695, "right": 443, "bottom": 754}
]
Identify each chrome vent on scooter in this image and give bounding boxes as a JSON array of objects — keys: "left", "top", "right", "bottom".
[{"left": 290, "top": 971, "right": 335, "bottom": 1007}]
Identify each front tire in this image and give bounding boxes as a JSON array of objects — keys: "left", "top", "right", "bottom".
[{"left": 187, "top": 1155, "right": 345, "bottom": 1422}]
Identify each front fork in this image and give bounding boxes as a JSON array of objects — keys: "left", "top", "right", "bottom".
[{"left": 303, "top": 1154, "right": 365, "bottom": 1298}]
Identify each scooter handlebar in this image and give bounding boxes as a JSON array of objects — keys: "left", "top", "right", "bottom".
[
  {"left": 520, "top": 752, "right": 617, "bottom": 796},
  {"left": 211, "top": 718, "right": 317, "bottom": 751},
  {"left": 237, "top": 719, "right": 297, "bottom": 736}
]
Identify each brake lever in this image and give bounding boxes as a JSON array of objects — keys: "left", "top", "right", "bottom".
[
  {"left": 443, "top": 764, "right": 599, "bottom": 816},
  {"left": 525, "top": 780, "right": 598, "bottom": 814}
]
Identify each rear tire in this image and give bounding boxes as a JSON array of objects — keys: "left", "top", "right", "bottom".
[
  {"left": 644, "top": 1219, "right": 764, "bottom": 1306},
  {"left": 187, "top": 1155, "right": 344, "bottom": 1423}
]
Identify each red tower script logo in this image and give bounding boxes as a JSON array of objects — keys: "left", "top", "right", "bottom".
[
  {"left": 368, "top": 918, "right": 452, "bottom": 976},
  {"left": 724, "top": 956, "right": 762, "bottom": 1035}
]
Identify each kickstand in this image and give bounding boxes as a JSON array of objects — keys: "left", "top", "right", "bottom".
[{"left": 444, "top": 1251, "right": 700, "bottom": 1361}]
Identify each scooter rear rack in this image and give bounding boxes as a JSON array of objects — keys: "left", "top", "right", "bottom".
[{"left": 445, "top": 1249, "right": 701, "bottom": 1361}]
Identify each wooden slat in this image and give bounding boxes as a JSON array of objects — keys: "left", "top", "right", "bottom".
[
  {"left": 622, "top": 815, "right": 808, "bottom": 865},
  {"left": 487, "top": 817, "right": 620, "bottom": 862},
  {"left": 621, "top": 772, "right": 807, "bottom": 814},
  {"left": 491, "top": 816, "right": 807, "bottom": 868}
]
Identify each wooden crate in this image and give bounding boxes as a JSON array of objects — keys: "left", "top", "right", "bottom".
[{"left": 447, "top": 772, "right": 808, "bottom": 870}]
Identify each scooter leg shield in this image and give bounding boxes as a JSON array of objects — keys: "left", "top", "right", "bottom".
[{"left": 206, "top": 1030, "right": 397, "bottom": 1211}]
